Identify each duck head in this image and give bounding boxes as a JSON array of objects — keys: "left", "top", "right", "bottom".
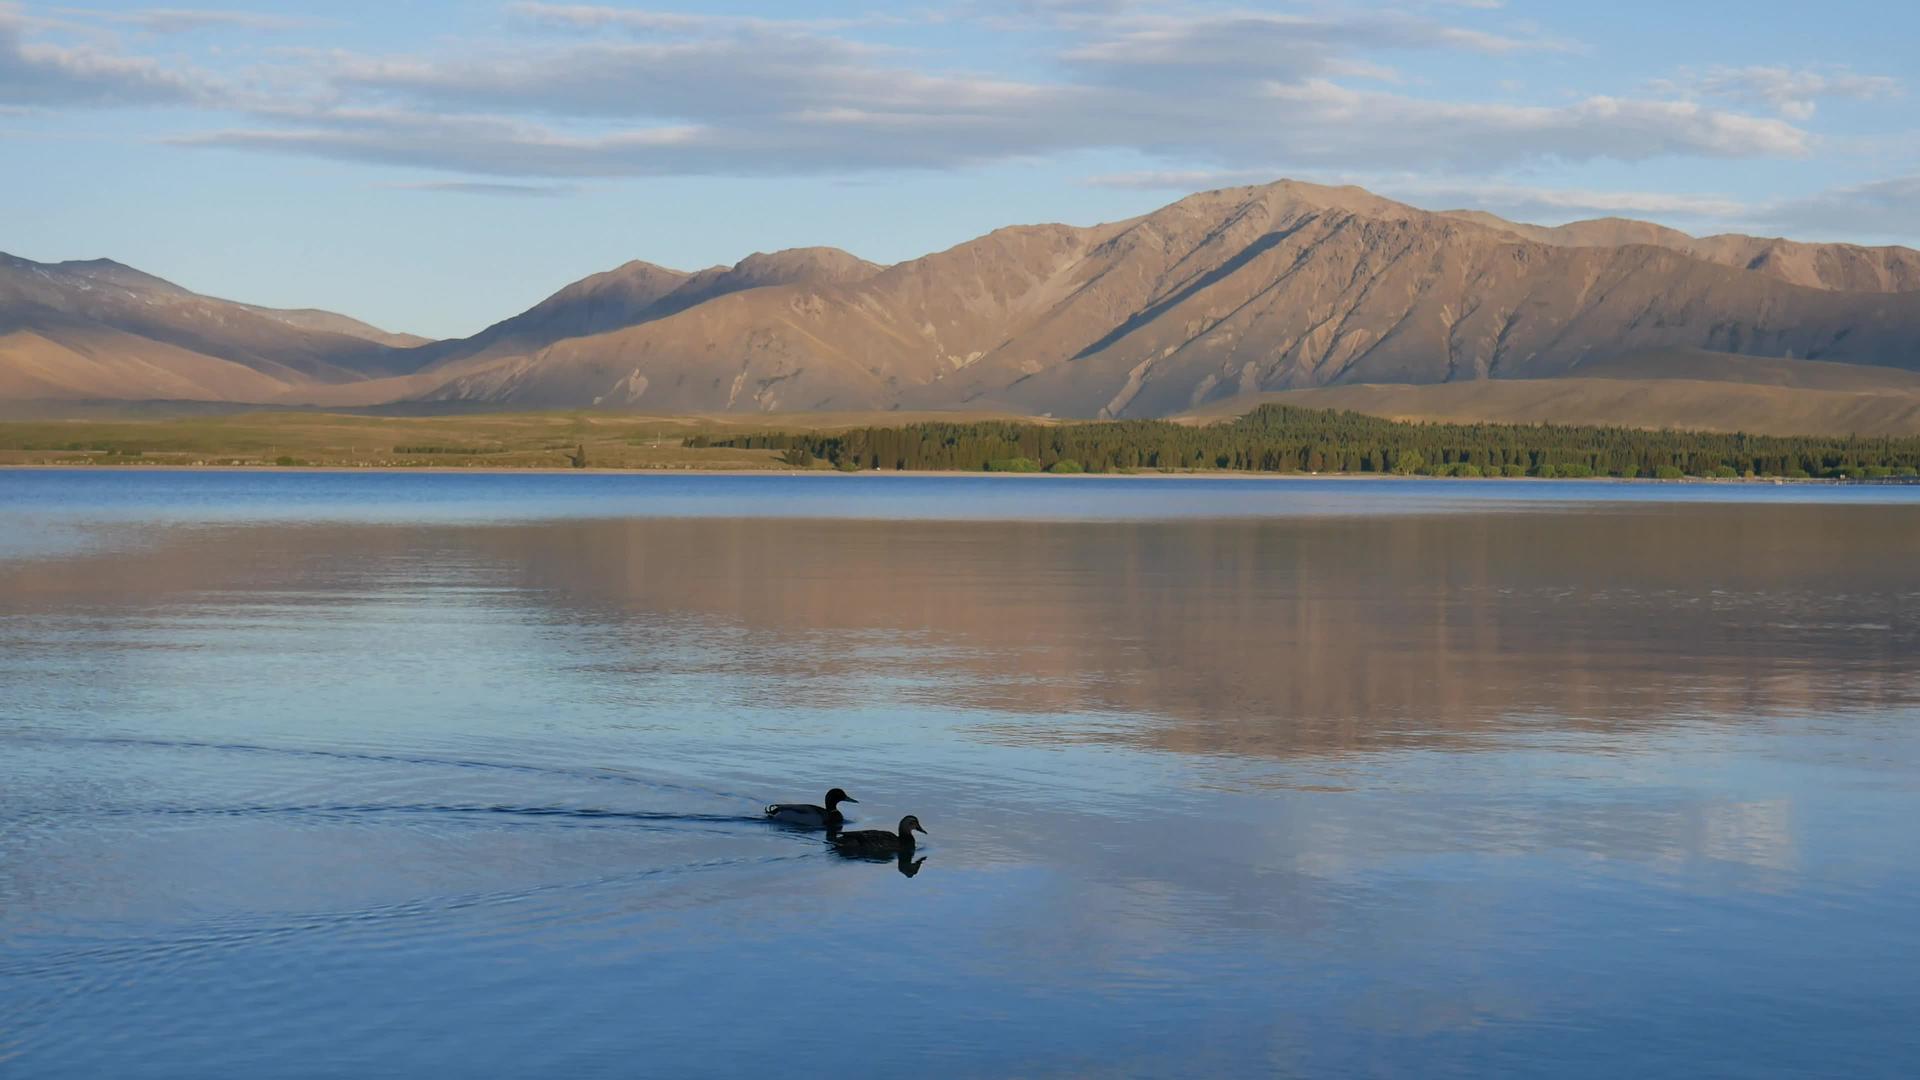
[
  {"left": 898, "top": 815, "right": 927, "bottom": 837},
  {"left": 825, "top": 788, "right": 857, "bottom": 809}
]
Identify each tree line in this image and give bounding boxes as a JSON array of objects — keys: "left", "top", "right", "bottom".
[{"left": 687, "top": 405, "right": 1920, "bottom": 479}]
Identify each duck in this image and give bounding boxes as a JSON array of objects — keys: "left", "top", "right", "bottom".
[
  {"left": 830, "top": 815, "right": 926, "bottom": 857},
  {"left": 765, "top": 787, "right": 857, "bottom": 829}
]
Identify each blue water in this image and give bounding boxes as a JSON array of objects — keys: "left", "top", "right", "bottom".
[{"left": 3, "top": 471, "right": 1918, "bottom": 1077}]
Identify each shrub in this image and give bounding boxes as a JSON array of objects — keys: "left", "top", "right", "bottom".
[
  {"left": 1502, "top": 464, "right": 1526, "bottom": 478},
  {"left": 1654, "top": 465, "right": 1684, "bottom": 480},
  {"left": 781, "top": 446, "right": 813, "bottom": 467},
  {"left": 1708, "top": 465, "right": 1738, "bottom": 479},
  {"left": 1048, "top": 459, "right": 1085, "bottom": 474}
]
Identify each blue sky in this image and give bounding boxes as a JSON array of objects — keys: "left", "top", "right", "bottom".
[{"left": 2, "top": 0, "right": 1916, "bottom": 338}]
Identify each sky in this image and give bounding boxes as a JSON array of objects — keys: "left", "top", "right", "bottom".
[{"left": 2, "top": 1, "right": 1917, "bottom": 339}]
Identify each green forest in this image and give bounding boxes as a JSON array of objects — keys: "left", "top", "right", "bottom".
[{"left": 689, "top": 405, "right": 1920, "bottom": 479}]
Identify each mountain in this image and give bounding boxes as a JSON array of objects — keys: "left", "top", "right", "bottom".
[
  {"left": 231, "top": 305, "right": 429, "bottom": 349},
  {"left": 411, "top": 180, "right": 1920, "bottom": 417},
  {"left": 399, "top": 259, "right": 695, "bottom": 374},
  {"left": 0, "top": 253, "right": 427, "bottom": 401},
  {"left": 404, "top": 246, "right": 884, "bottom": 379},
  {"left": 6, "top": 180, "right": 1920, "bottom": 424},
  {"left": 1440, "top": 210, "right": 1920, "bottom": 293}
]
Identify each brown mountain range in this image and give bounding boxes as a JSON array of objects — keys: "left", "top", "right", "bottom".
[{"left": 5, "top": 180, "right": 1918, "bottom": 426}]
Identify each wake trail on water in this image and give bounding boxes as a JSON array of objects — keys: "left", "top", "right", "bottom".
[
  {"left": 0, "top": 848, "right": 819, "bottom": 989},
  {"left": 90, "top": 803, "right": 767, "bottom": 831},
  {"left": 0, "top": 726, "right": 765, "bottom": 805}
]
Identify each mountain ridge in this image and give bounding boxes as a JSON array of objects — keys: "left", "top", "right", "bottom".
[{"left": 5, "top": 179, "right": 1919, "bottom": 421}]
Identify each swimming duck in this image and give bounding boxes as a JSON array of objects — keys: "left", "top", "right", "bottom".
[
  {"left": 765, "top": 787, "right": 857, "bottom": 829},
  {"left": 830, "top": 815, "right": 926, "bottom": 857}
]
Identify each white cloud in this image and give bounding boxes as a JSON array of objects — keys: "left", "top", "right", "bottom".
[
  {"left": 160, "top": 7, "right": 1809, "bottom": 181},
  {"left": 53, "top": 7, "right": 319, "bottom": 34},
  {"left": 1083, "top": 167, "right": 1287, "bottom": 190},
  {"left": 1656, "top": 65, "right": 1901, "bottom": 120},
  {"left": 382, "top": 179, "right": 578, "bottom": 197},
  {"left": 1063, "top": 9, "right": 1546, "bottom": 69},
  {"left": 1251, "top": 82, "right": 1808, "bottom": 166},
  {"left": 1760, "top": 175, "right": 1920, "bottom": 238},
  {"left": 1085, "top": 169, "right": 1752, "bottom": 224},
  {"left": 507, "top": 2, "right": 884, "bottom": 34},
  {"left": 0, "top": 7, "right": 215, "bottom": 105},
  {"left": 11, "top": 0, "right": 1904, "bottom": 243},
  {"left": 1420, "top": 182, "right": 1748, "bottom": 219}
]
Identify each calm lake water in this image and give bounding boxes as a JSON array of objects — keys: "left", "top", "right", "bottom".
[{"left": 3, "top": 470, "right": 1918, "bottom": 1078}]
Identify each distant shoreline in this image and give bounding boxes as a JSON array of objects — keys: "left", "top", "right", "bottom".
[{"left": 0, "top": 462, "right": 1870, "bottom": 485}]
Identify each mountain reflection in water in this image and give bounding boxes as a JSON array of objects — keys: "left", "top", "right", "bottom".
[{"left": 1, "top": 473, "right": 1917, "bottom": 1078}]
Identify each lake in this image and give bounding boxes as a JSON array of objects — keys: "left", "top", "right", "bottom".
[{"left": 3, "top": 470, "right": 1918, "bottom": 1078}]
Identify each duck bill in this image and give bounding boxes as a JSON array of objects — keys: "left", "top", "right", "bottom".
[
  {"left": 842, "top": 797, "right": 859, "bottom": 804},
  {"left": 913, "top": 824, "right": 928, "bottom": 835}
]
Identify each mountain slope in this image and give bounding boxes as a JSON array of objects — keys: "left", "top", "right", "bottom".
[
  {"left": 407, "top": 247, "right": 887, "bottom": 380},
  {"left": 953, "top": 185, "right": 1920, "bottom": 417},
  {"left": 232, "top": 305, "right": 429, "bottom": 348},
  {"left": 417, "top": 228, "right": 1095, "bottom": 410},
  {"left": 1441, "top": 210, "right": 1920, "bottom": 293},
  {"left": 0, "top": 253, "right": 426, "bottom": 400}
]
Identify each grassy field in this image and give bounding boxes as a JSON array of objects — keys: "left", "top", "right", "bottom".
[
  {"left": 0, "top": 409, "right": 1038, "bottom": 470},
  {"left": 8, "top": 382, "right": 1920, "bottom": 472},
  {"left": 1176, "top": 355, "right": 1920, "bottom": 437},
  {"left": 1178, "top": 379, "right": 1920, "bottom": 437}
]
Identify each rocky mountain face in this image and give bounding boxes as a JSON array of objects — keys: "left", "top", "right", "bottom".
[{"left": 6, "top": 181, "right": 1919, "bottom": 416}]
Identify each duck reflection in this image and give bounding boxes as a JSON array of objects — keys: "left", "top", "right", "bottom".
[
  {"left": 827, "top": 816, "right": 929, "bottom": 878},
  {"left": 828, "top": 849, "right": 926, "bottom": 878}
]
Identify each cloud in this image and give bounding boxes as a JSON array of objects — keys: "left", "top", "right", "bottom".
[
  {"left": 53, "top": 7, "right": 319, "bottom": 34},
  {"left": 163, "top": 7, "right": 1806, "bottom": 181},
  {"left": 0, "top": 7, "right": 214, "bottom": 105},
  {"left": 179, "top": 79, "right": 1809, "bottom": 180},
  {"left": 1083, "top": 168, "right": 1287, "bottom": 190},
  {"left": 382, "top": 179, "right": 578, "bottom": 197},
  {"left": 1388, "top": 178, "right": 1751, "bottom": 221},
  {"left": 1656, "top": 65, "right": 1901, "bottom": 120},
  {"left": 1250, "top": 82, "right": 1808, "bottom": 166},
  {"left": 1086, "top": 169, "right": 1752, "bottom": 224},
  {"left": 1760, "top": 175, "right": 1920, "bottom": 238},
  {"left": 1063, "top": 9, "right": 1548, "bottom": 75},
  {"left": 507, "top": 2, "right": 881, "bottom": 35},
  {"left": 0, "top": 1, "right": 1850, "bottom": 197},
  {"left": 174, "top": 107, "right": 706, "bottom": 177}
]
